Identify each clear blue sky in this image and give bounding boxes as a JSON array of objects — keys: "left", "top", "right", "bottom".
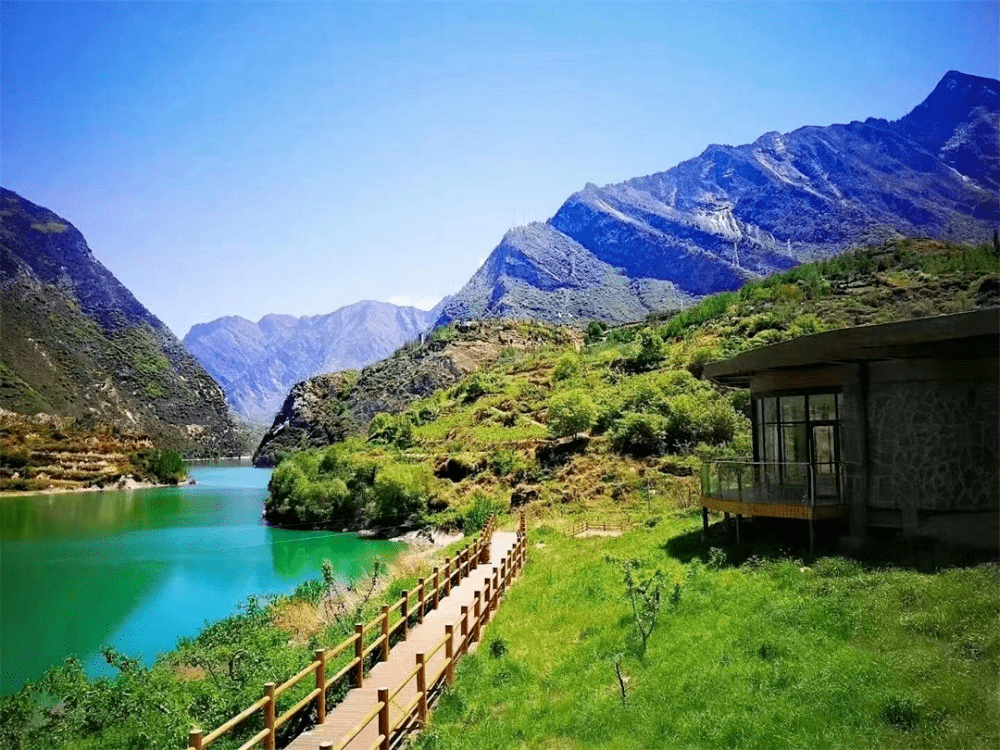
[{"left": 3, "top": 1, "right": 997, "bottom": 338}]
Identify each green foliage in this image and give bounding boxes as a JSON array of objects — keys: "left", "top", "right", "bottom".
[
  {"left": 661, "top": 291, "right": 737, "bottom": 338},
  {"left": 633, "top": 329, "right": 666, "bottom": 369},
  {"left": 462, "top": 493, "right": 504, "bottom": 533},
  {"left": 546, "top": 389, "right": 597, "bottom": 438},
  {"left": 609, "top": 411, "right": 668, "bottom": 456},
  {"left": 30, "top": 221, "right": 69, "bottom": 233},
  {"left": 133, "top": 449, "right": 187, "bottom": 484},
  {"left": 551, "top": 352, "right": 580, "bottom": 382},
  {"left": 585, "top": 320, "right": 608, "bottom": 344},
  {"left": 607, "top": 557, "right": 668, "bottom": 654},
  {"left": 367, "top": 412, "right": 414, "bottom": 448},
  {"left": 371, "top": 463, "right": 434, "bottom": 521}
]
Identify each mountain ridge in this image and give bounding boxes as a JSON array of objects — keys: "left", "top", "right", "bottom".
[
  {"left": 0, "top": 188, "right": 244, "bottom": 457},
  {"left": 434, "top": 70, "right": 998, "bottom": 327},
  {"left": 184, "top": 299, "right": 446, "bottom": 425}
]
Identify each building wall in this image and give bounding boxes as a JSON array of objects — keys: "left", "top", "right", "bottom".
[{"left": 866, "top": 364, "right": 999, "bottom": 532}]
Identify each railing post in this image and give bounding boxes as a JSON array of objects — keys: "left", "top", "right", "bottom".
[
  {"left": 315, "top": 649, "right": 326, "bottom": 724},
  {"left": 473, "top": 591, "right": 482, "bottom": 642},
  {"left": 188, "top": 730, "right": 203, "bottom": 750},
  {"left": 354, "top": 623, "right": 364, "bottom": 687},
  {"left": 520, "top": 510, "right": 526, "bottom": 535},
  {"left": 264, "top": 682, "right": 276, "bottom": 750},
  {"left": 378, "top": 686, "right": 390, "bottom": 750},
  {"left": 491, "top": 569, "right": 499, "bottom": 611},
  {"left": 500, "top": 558, "right": 507, "bottom": 592},
  {"left": 484, "top": 577, "right": 491, "bottom": 620},
  {"left": 381, "top": 605, "right": 390, "bottom": 661},
  {"left": 445, "top": 623, "right": 455, "bottom": 683},
  {"left": 418, "top": 578, "right": 425, "bottom": 623},
  {"left": 401, "top": 591, "right": 409, "bottom": 640},
  {"left": 460, "top": 605, "right": 469, "bottom": 653},
  {"left": 444, "top": 557, "right": 452, "bottom": 596},
  {"left": 416, "top": 653, "right": 428, "bottom": 724},
  {"left": 433, "top": 568, "right": 440, "bottom": 608}
]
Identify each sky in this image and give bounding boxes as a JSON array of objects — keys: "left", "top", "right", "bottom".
[{"left": 2, "top": 1, "right": 997, "bottom": 338}]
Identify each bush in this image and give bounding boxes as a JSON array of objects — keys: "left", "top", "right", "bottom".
[
  {"left": 372, "top": 463, "right": 434, "bottom": 522},
  {"left": 585, "top": 320, "right": 608, "bottom": 344},
  {"left": 609, "top": 411, "right": 668, "bottom": 456},
  {"left": 463, "top": 493, "right": 505, "bottom": 532},
  {"left": 552, "top": 352, "right": 580, "bottom": 382},
  {"left": 547, "top": 390, "right": 597, "bottom": 438},
  {"left": 367, "top": 412, "right": 414, "bottom": 448},
  {"left": 134, "top": 449, "right": 187, "bottom": 484}
]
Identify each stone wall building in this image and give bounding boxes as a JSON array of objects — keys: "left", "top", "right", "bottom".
[{"left": 701, "top": 309, "right": 999, "bottom": 550}]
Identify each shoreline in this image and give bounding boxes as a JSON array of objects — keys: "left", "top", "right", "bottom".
[{"left": 0, "top": 476, "right": 195, "bottom": 499}]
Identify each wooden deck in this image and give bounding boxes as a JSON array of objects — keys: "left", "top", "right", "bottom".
[
  {"left": 287, "top": 531, "right": 521, "bottom": 750},
  {"left": 701, "top": 494, "right": 848, "bottom": 520}
]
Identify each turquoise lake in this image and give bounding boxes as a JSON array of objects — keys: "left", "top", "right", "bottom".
[{"left": 0, "top": 462, "right": 404, "bottom": 694}]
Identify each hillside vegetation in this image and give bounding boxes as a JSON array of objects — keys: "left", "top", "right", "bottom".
[
  {"left": 2, "top": 239, "right": 996, "bottom": 750},
  {"left": 266, "top": 238, "right": 1000, "bottom": 533}
]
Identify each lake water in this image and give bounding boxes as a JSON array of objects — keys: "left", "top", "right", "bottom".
[{"left": 0, "top": 462, "right": 404, "bottom": 695}]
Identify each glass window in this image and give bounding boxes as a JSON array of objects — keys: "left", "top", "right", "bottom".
[
  {"left": 780, "top": 395, "right": 806, "bottom": 422},
  {"left": 763, "top": 396, "right": 778, "bottom": 424},
  {"left": 812, "top": 425, "right": 836, "bottom": 464},
  {"left": 809, "top": 393, "right": 836, "bottom": 421},
  {"left": 764, "top": 423, "right": 779, "bottom": 463},
  {"left": 782, "top": 423, "right": 808, "bottom": 463}
]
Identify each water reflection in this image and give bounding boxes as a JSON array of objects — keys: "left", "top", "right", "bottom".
[{"left": 0, "top": 465, "right": 403, "bottom": 694}]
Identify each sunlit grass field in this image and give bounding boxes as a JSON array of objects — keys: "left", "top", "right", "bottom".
[{"left": 414, "top": 514, "right": 999, "bottom": 750}]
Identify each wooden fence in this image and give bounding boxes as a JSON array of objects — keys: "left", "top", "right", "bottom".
[
  {"left": 318, "top": 531, "right": 528, "bottom": 750},
  {"left": 568, "top": 520, "right": 630, "bottom": 535},
  {"left": 186, "top": 516, "right": 501, "bottom": 750}
]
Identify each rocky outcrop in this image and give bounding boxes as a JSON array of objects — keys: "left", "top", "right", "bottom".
[
  {"left": 0, "top": 189, "right": 243, "bottom": 457},
  {"left": 184, "top": 300, "right": 446, "bottom": 425},
  {"left": 252, "top": 320, "right": 580, "bottom": 466},
  {"left": 435, "top": 71, "right": 999, "bottom": 327}
]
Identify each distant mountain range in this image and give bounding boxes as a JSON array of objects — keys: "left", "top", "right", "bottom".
[
  {"left": 184, "top": 300, "right": 445, "bottom": 424},
  {"left": 0, "top": 188, "right": 243, "bottom": 457},
  {"left": 434, "top": 70, "right": 999, "bottom": 327}
]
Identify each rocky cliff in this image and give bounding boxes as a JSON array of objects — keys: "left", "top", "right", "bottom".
[
  {"left": 435, "top": 71, "right": 998, "bottom": 326},
  {"left": 0, "top": 188, "right": 243, "bottom": 457},
  {"left": 252, "top": 320, "right": 579, "bottom": 466},
  {"left": 183, "top": 300, "right": 444, "bottom": 425}
]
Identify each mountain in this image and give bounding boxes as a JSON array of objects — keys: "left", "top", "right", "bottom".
[
  {"left": 184, "top": 300, "right": 445, "bottom": 425},
  {"left": 0, "top": 188, "right": 243, "bottom": 457},
  {"left": 252, "top": 319, "right": 578, "bottom": 467},
  {"left": 435, "top": 71, "right": 999, "bottom": 327}
]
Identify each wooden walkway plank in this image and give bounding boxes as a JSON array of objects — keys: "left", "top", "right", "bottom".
[{"left": 287, "top": 531, "right": 521, "bottom": 750}]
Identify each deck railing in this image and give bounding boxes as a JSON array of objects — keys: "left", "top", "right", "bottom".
[
  {"left": 700, "top": 460, "right": 849, "bottom": 508},
  {"left": 185, "top": 516, "right": 499, "bottom": 750},
  {"left": 316, "top": 531, "right": 528, "bottom": 750}
]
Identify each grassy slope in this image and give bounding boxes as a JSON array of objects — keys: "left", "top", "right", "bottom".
[
  {"left": 267, "top": 238, "right": 998, "bottom": 532},
  {"left": 416, "top": 519, "right": 998, "bottom": 750}
]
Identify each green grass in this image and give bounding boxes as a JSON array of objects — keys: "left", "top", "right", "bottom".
[{"left": 414, "top": 519, "right": 1000, "bottom": 750}]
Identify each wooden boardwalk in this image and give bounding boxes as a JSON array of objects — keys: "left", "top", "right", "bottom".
[{"left": 288, "top": 530, "right": 521, "bottom": 750}]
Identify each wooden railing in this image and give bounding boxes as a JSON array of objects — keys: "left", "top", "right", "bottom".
[
  {"left": 569, "top": 520, "right": 630, "bottom": 535},
  {"left": 317, "top": 529, "right": 529, "bottom": 750},
  {"left": 186, "top": 516, "right": 498, "bottom": 750}
]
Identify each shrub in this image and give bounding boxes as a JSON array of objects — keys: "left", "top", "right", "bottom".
[
  {"left": 371, "top": 463, "right": 434, "bottom": 522},
  {"left": 547, "top": 390, "right": 597, "bottom": 438},
  {"left": 609, "top": 411, "right": 668, "bottom": 456},
  {"left": 367, "top": 412, "right": 414, "bottom": 448},
  {"left": 633, "top": 329, "right": 666, "bottom": 370},
  {"left": 463, "top": 493, "right": 505, "bottom": 532},
  {"left": 134, "top": 449, "right": 186, "bottom": 484},
  {"left": 585, "top": 320, "right": 608, "bottom": 343},
  {"left": 552, "top": 352, "right": 580, "bottom": 382}
]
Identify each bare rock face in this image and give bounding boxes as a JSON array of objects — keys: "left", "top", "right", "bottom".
[
  {"left": 0, "top": 188, "right": 243, "bottom": 457},
  {"left": 435, "top": 71, "right": 999, "bottom": 328},
  {"left": 252, "top": 320, "right": 581, "bottom": 466}
]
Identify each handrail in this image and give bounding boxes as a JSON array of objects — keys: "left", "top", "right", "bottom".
[{"left": 185, "top": 517, "right": 503, "bottom": 750}]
